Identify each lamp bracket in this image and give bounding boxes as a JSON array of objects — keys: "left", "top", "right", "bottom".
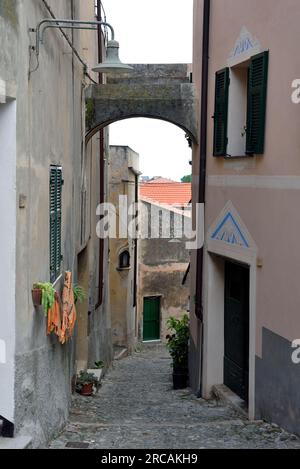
[{"left": 34, "top": 19, "right": 115, "bottom": 57}]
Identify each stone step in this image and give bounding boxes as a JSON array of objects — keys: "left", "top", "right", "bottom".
[
  {"left": 212, "top": 384, "right": 248, "bottom": 418},
  {"left": 113, "top": 346, "right": 128, "bottom": 361},
  {"left": 0, "top": 436, "right": 32, "bottom": 450}
]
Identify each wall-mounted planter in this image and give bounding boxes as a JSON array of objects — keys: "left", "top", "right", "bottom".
[
  {"left": 31, "top": 282, "right": 56, "bottom": 316},
  {"left": 31, "top": 288, "right": 42, "bottom": 307}
]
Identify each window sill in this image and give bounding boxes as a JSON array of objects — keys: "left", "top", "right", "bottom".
[
  {"left": 116, "top": 267, "right": 131, "bottom": 272},
  {"left": 223, "top": 154, "right": 255, "bottom": 160}
]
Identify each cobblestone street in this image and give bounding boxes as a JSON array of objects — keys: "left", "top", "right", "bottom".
[{"left": 48, "top": 344, "right": 300, "bottom": 449}]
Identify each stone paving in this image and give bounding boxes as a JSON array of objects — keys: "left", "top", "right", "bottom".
[{"left": 49, "top": 344, "right": 300, "bottom": 449}]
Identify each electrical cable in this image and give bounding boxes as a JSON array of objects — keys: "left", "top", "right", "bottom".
[{"left": 41, "top": 0, "right": 98, "bottom": 84}]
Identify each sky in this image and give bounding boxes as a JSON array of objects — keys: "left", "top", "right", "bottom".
[{"left": 103, "top": 0, "right": 194, "bottom": 181}]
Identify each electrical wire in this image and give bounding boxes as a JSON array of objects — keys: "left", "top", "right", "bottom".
[
  {"left": 99, "top": 1, "right": 108, "bottom": 43},
  {"left": 41, "top": 0, "right": 98, "bottom": 84}
]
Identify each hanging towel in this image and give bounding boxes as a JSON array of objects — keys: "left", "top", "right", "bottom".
[
  {"left": 47, "top": 292, "right": 62, "bottom": 337},
  {"left": 60, "top": 271, "right": 77, "bottom": 344}
]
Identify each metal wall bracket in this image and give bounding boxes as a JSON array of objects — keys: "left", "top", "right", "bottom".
[{"left": 34, "top": 19, "right": 115, "bottom": 58}]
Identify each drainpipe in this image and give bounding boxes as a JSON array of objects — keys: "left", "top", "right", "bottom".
[
  {"left": 195, "top": 0, "right": 210, "bottom": 396},
  {"left": 95, "top": 0, "right": 104, "bottom": 309}
]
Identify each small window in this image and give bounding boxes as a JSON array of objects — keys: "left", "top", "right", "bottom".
[
  {"left": 118, "top": 250, "right": 130, "bottom": 270},
  {"left": 50, "top": 166, "right": 63, "bottom": 283}
]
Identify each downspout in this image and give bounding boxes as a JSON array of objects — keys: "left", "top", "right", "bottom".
[
  {"left": 133, "top": 174, "right": 139, "bottom": 309},
  {"left": 195, "top": 0, "right": 210, "bottom": 396},
  {"left": 95, "top": 0, "right": 105, "bottom": 308}
]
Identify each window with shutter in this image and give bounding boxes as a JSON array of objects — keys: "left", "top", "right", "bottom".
[
  {"left": 50, "top": 166, "right": 63, "bottom": 283},
  {"left": 246, "top": 51, "right": 269, "bottom": 155},
  {"left": 213, "top": 68, "right": 230, "bottom": 156}
]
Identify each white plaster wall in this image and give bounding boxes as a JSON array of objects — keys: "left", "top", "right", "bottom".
[{"left": 0, "top": 100, "right": 16, "bottom": 422}]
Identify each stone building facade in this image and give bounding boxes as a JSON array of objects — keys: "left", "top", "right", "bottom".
[
  {"left": 0, "top": 0, "right": 111, "bottom": 447},
  {"left": 138, "top": 191, "right": 191, "bottom": 343},
  {"left": 108, "top": 146, "right": 140, "bottom": 353}
]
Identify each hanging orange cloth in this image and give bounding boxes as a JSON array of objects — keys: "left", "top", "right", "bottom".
[
  {"left": 47, "top": 292, "right": 62, "bottom": 337},
  {"left": 60, "top": 271, "right": 77, "bottom": 344}
]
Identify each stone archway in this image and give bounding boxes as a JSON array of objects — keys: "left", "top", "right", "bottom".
[
  {"left": 85, "top": 64, "right": 198, "bottom": 143},
  {"left": 82, "top": 64, "right": 197, "bottom": 361}
]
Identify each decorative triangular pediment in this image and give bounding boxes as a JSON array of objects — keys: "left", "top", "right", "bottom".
[
  {"left": 228, "top": 27, "right": 261, "bottom": 67},
  {"left": 208, "top": 201, "right": 256, "bottom": 251}
]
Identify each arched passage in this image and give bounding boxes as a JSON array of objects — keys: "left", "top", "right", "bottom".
[
  {"left": 86, "top": 114, "right": 196, "bottom": 145},
  {"left": 80, "top": 64, "right": 197, "bottom": 358},
  {"left": 85, "top": 64, "right": 198, "bottom": 144}
]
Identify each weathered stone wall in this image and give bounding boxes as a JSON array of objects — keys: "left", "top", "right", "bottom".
[
  {"left": 108, "top": 146, "right": 139, "bottom": 352},
  {"left": 0, "top": 0, "right": 18, "bottom": 29},
  {"left": 138, "top": 201, "right": 191, "bottom": 342},
  {"left": 85, "top": 64, "right": 198, "bottom": 143},
  {"left": 0, "top": 0, "right": 111, "bottom": 447},
  {"left": 87, "top": 133, "right": 112, "bottom": 369},
  {"left": 106, "top": 64, "right": 192, "bottom": 86}
]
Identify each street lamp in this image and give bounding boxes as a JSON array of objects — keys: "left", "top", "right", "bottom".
[
  {"left": 92, "top": 39, "right": 133, "bottom": 73},
  {"left": 33, "top": 19, "right": 133, "bottom": 74}
]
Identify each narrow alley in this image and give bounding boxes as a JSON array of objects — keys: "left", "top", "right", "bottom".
[
  {"left": 48, "top": 345, "right": 300, "bottom": 450},
  {"left": 2, "top": 0, "right": 300, "bottom": 453}
]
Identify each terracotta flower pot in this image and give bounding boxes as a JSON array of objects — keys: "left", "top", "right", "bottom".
[
  {"left": 80, "top": 383, "right": 94, "bottom": 396},
  {"left": 32, "top": 289, "right": 42, "bottom": 307}
]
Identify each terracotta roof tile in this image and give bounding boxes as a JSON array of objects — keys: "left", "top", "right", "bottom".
[
  {"left": 139, "top": 182, "right": 191, "bottom": 207},
  {"left": 147, "top": 177, "right": 175, "bottom": 184}
]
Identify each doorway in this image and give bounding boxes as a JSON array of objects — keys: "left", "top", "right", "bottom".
[
  {"left": 143, "top": 297, "right": 161, "bottom": 341},
  {"left": 224, "top": 261, "right": 250, "bottom": 402},
  {"left": 0, "top": 100, "right": 16, "bottom": 432}
]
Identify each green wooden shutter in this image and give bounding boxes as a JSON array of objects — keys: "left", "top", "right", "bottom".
[
  {"left": 50, "top": 168, "right": 56, "bottom": 283},
  {"left": 246, "top": 51, "right": 269, "bottom": 155},
  {"left": 50, "top": 166, "right": 63, "bottom": 283},
  {"left": 213, "top": 68, "right": 230, "bottom": 156}
]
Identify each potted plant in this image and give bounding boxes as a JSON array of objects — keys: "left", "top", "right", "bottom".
[
  {"left": 73, "top": 285, "right": 86, "bottom": 304},
  {"left": 76, "top": 371, "right": 98, "bottom": 396},
  {"left": 87, "top": 361, "right": 105, "bottom": 384},
  {"left": 94, "top": 361, "right": 104, "bottom": 369},
  {"left": 166, "top": 314, "right": 189, "bottom": 390},
  {"left": 32, "top": 282, "right": 56, "bottom": 316}
]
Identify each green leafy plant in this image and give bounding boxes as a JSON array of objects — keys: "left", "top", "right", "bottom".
[
  {"left": 94, "top": 361, "right": 104, "bottom": 369},
  {"left": 73, "top": 285, "right": 87, "bottom": 304},
  {"left": 33, "top": 282, "right": 56, "bottom": 316},
  {"left": 76, "top": 371, "right": 98, "bottom": 392},
  {"left": 181, "top": 174, "right": 192, "bottom": 183},
  {"left": 166, "top": 314, "right": 189, "bottom": 369}
]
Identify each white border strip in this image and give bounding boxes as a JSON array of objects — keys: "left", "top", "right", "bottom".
[{"left": 208, "top": 175, "right": 300, "bottom": 191}]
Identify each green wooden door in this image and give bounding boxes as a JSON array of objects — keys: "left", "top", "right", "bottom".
[
  {"left": 143, "top": 297, "right": 160, "bottom": 341},
  {"left": 224, "top": 262, "right": 250, "bottom": 402}
]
